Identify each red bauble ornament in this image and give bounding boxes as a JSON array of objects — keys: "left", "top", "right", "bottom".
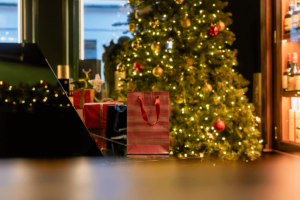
[
  {"left": 214, "top": 119, "right": 225, "bottom": 132},
  {"left": 134, "top": 62, "right": 144, "bottom": 71},
  {"left": 209, "top": 25, "right": 220, "bottom": 36}
]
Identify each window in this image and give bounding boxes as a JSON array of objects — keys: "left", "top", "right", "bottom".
[
  {"left": 83, "top": 0, "right": 131, "bottom": 79},
  {"left": 0, "top": 0, "right": 19, "bottom": 43}
]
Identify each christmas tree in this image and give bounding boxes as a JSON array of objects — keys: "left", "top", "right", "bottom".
[{"left": 115, "top": 0, "right": 263, "bottom": 160}]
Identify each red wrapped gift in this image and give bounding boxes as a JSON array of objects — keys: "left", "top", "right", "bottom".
[
  {"left": 91, "top": 129, "right": 106, "bottom": 150},
  {"left": 73, "top": 89, "right": 95, "bottom": 109},
  {"left": 83, "top": 102, "right": 117, "bottom": 129},
  {"left": 83, "top": 102, "right": 117, "bottom": 149}
]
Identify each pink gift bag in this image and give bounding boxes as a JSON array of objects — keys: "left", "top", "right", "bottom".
[{"left": 127, "top": 92, "right": 169, "bottom": 155}]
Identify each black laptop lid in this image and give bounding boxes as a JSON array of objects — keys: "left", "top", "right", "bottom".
[{"left": 0, "top": 43, "right": 102, "bottom": 158}]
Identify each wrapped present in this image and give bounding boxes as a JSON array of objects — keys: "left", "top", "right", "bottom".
[
  {"left": 90, "top": 129, "right": 107, "bottom": 150},
  {"left": 83, "top": 102, "right": 117, "bottom": 150},
  {"left": 106, "top": 105, "right": 127, "bottom": 156},
  {"left": 83, "top": 102, "right": 117, "bottom": 129},
  {"left": 73, "top": 89, "right": 95, "bottom": 109}
]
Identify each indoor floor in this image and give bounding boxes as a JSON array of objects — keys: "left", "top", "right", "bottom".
[{"left": 0, "top": 152, "right": 298, "bottom": 200}]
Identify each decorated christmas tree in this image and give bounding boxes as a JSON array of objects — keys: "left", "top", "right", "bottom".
[{"left": 115, "top": 0, "right": 263, "bottom": 160}]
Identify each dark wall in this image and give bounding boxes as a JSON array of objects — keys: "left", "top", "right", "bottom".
[
  {"left": 37, "top": 0, "right": 63, "bottom": 75},
  {"left": 225, "top": 0, "right": 261, "bottom": 102}
]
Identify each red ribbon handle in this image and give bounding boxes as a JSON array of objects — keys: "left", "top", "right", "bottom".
[{"left": 138, "top": 96, "right": 160, "bottom": 126}]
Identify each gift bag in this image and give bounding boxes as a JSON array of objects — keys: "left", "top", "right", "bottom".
[{"left": 127, "top": 92, "right": 169, "bottom": 155}]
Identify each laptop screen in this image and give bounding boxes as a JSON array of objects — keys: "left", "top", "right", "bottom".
[{"left": 0, "top": 43, "right": 102, "bottom": 158}]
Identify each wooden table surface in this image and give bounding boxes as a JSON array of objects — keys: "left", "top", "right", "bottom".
[{"left": 0, "top": 152, "right": 299, "bottom": 200}]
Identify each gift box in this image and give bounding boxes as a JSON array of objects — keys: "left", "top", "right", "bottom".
[
  {"left": 90, "top": 129, "right": 107, "bottom": 150},
  {"left": 83, "top": 102, "right": 117, "bottom": 150},
  {"left": 84, "top": 102, "right": 117, "bottom": 129},
  {"left": 73, "top": 89, "right": 95, "bottom": 109},
  {"left": 106, "top": 105, "right": 127, "bottom": 156}
]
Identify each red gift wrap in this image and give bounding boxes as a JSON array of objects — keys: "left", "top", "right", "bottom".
[
  {"left": 83, "top": 102, "right": 117, "bottom": 149},
  {"left": 90, "top": 129, "right": 107, "bottom": 150},
  {"left": 73, "top": 89, "right": 95, "bottom": 109},
  {"left": 127, "top": 92, "right": 169, "bottom": 155}
]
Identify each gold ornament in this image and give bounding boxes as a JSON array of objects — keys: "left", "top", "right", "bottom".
[
  {"left": 127, "top": 80, "right": 136, "bottom": 91},
  {"left": 175, "top": 0, "right": 184, "bottom": 4},
  {"left": 255, "top": 116, "right": 261, "bottom": 124},
  {"left": 117, "top": 63, "right": 126, "bottom": 72},
  {"left": 149, "top": 20, "right": 159, "bottom": 28},
  {"left": 181, "top": 18, "right": 191, "bottom": 28},
  {"left": 174, "top": 94, "right": 184, "bottom": 104},
  {"left": 218, "top": 20, "right": 226, "bottom": 32},
  {"left": 131, "top": 41, "right": 140, "bottom": 50},
  {"left": 151, "top": 43, "right": 161, "bottom": 53},
  {"left": 128, "top": 23, "right": 136, "bottom": 32},
  {"left": 152, "top": 64, "right": 164, "bottom": 77},
  {"left": 202, "top": 82, "right": 212, "bottom": 93}
]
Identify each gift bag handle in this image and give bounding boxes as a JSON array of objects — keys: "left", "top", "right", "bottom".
[{"left": 138, "top": 96, "right": 160, "bottom": 126}]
